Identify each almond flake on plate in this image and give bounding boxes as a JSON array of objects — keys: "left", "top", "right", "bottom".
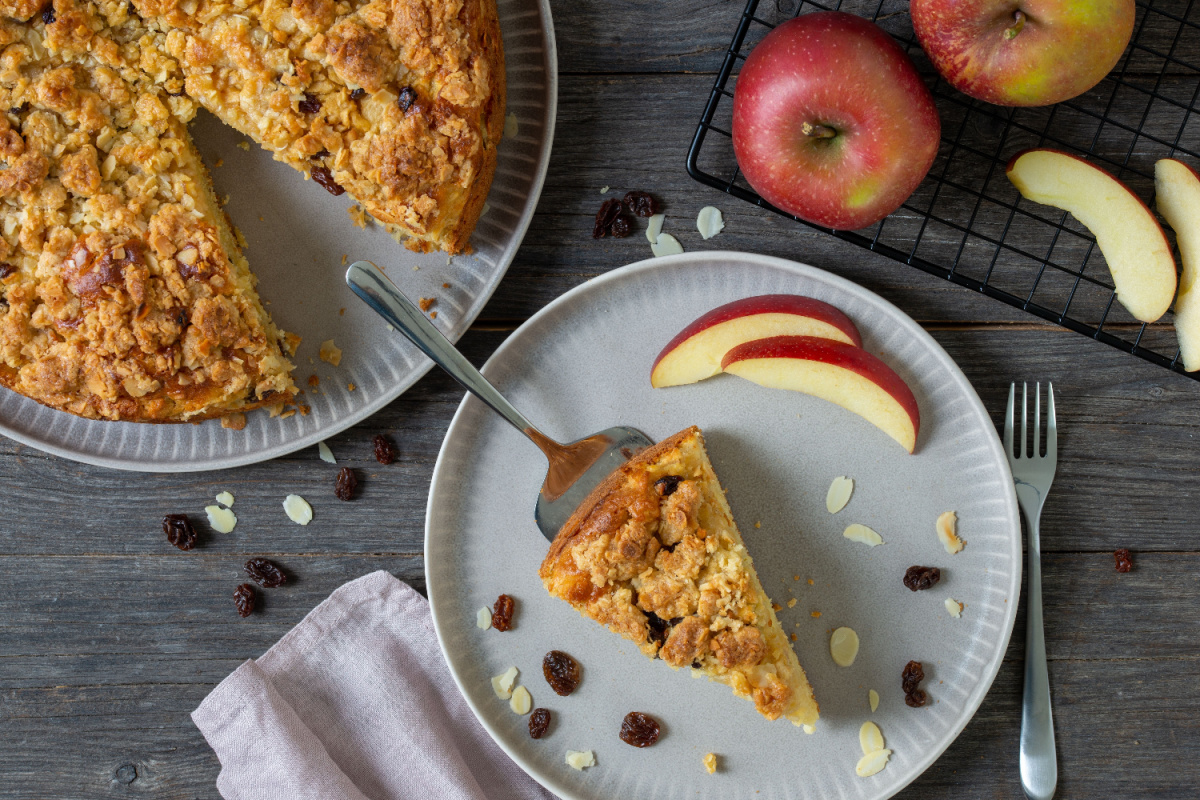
[
  {"left": 204, "top": 505, "right": 237, "bottom": 533},
  {"left": 650, "top": 232, "right": 683, "bottom": 257},
  {"left": 504, "top": 112, "right": 519, "bottom": 138},
  {"left": 491, "top": 666, "right": 518, "bottom": 700},
  {"left": 859, "top": 721, "right": 885, "bottom": 755},
  {"left": 830, "top": 626, "right": 860, "bottom": 667},
  {"left": 869, "top": 689, "right": 880, "bottom": 712},
  {"left": 317, "top": 441, "right": 336, "bottom": 464},
  {"left": 318, "top": 339, "right": 342, "bottom": 367},
  {"left": 215, "top": 491, "right": 234, "bottom": 507},
  {"left": 646, "top": 213, "right": 665, "bottom": 244},
  {"left": 509, "top": 685, "right": 532, "bottom": 715},
  {"left": 475, "top": 607, "right": 492, "bottom": 629},
  {"left": 937, "top": 510, "right": 964, "bottom": 553},
  {"left": 696, "top": 206, "right": 725, "bottom": 239},
  {"left": 826, "top": 476, "right": 854, "bottom": 513},
  {"left": 283, "top": 494, "right": 313, "bottom": 525},
  {"left": 599, "top": 185, "right": 610, "bottom": 194},
  {"left": 843, "top": 523, "right": 883, "bottom": 547},
  {"left": 945, "top": 597, "right": 964, "bottom": 618},
  {"left": 855, "top": 749, "right": 892, "bottom": 778},
  {"left": 565, "top": 750, "right": 595, "bottom": 771},
  {"left": 703, "top": 753, "right": 718, "bottom": 774}
]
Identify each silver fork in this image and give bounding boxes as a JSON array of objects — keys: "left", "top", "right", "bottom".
[{"left": 1004, "top": 382, "right": 1058, "bottom": 800}]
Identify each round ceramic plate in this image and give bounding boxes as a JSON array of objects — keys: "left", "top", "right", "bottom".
[
  {"left": 426, "top": 251, "right": 1021, "bottom": 800},
  {"left": 0, "top": 0, "right": 556, "bottom": 471}
]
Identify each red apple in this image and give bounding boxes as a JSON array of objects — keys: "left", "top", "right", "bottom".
[
  {"left": 731, "top": 11, "right": 941, "bottom": 231},
  {"left": 1154, "top": 158, "right": 1200, "bottom": 370},
  {"left": 721, "top": 335, "right": 920, "bottom": 453},
  {"left": 911, "top": 0, "right": 1135, "bottom": 107},
  {"left": 651, "top": 295, "right": 862, "bottom": 388}
]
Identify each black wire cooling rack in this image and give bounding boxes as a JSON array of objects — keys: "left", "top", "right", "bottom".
[{"left": 687, "top": 0, "right": 1200, "bottom": 381}]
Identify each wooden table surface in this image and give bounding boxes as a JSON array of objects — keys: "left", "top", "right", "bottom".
[{"left": 4, "top": 1, "right": 1200, "bottom": 797}]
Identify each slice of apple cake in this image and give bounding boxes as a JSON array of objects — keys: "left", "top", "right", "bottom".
[{"left": 540, "top": 426, "right": 819, "bottom": 727}]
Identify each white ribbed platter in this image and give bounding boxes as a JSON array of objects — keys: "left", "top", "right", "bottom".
[
  {"left": 0, "top": 0, "right": 556, "bottom": 471},
  {"left": 426, "top": 251, "right": 1021, "bottom": 800}
]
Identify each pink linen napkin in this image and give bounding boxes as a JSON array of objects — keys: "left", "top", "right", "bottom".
[{"left": 192, "top": 570, "right": 555, "bottom": 800}]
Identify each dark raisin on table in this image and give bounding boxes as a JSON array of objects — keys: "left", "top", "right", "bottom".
[
  {"left": 244, "top": 557, "right": 287, "bottom": 588},
  {"left": 373, "top": 434, "right": 398, "bottom": 465},
  {"left": 901, "top": 660, "right": 924, "bottom": 693},
  {"left": 298, "top": 93, "right": 321, "bottom": 114},
  {"left": 233, "top": 583, "right": 256, "bottom": 618},
  {"left": 1114, "top": 548, "right": 1133, "bottom": 573},
  {"left": 902, "top": 565, "right": 941, "bottom": 591},
  {"left": 397, "top": 86, "right": 417, "bottom": 112},
  {"left": 622, "top": 191, "right": 660, "bottom": 217},
  {"left": 334, "top": 467, "right": 358, "bottom": 501},
  {"left": 619, "top": 711, "right": 661, "bottom": 747},
  {"left": 311, "top": 166, "right": 345, "bottom": 196},
  {"left": 543, "top": 650, "right": 582, "bottom": 696},
  {"left": 491, "top": 594, "right": 515, "bottom": 631},
  {"left": 904, "top": 689, "right": 928, "bottom": 708},
  {"left": 592, "top": 198, "right": 626, "bottom": 239},
  {"left": 350, "top": 87, "right": 366, "bottom": 100},
  {"left": 609, "top": 215, "right": 632, "bottom": 238},
  {"left": 654, "top": 475, "right": 681, "bottom": 497},
  {"left": 162, "top": 514, "right": 197, "bottom": 551},
  {"left": 528, "top": 708, "right": 551, "bottom": 739}
]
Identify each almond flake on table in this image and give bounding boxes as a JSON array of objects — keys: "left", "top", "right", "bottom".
[
  {"left": 826, "top": 475, "right": 854, "bottom": 513},
  {"left": 945, "top": 597, "right": 964, "bottom": 618},
  {"left": 565, "top": 750, "right": 595, "bottom": 771},
  {"left": 491, "top": 666, "right": 518, "bottom": 700},
  {"left": 869, "top": 689, "right": 880, "bottom": 712},
  {"left": 843, "top": 523, "right": 883, "bottom": 547},
  {"left": 509, "top": 685, "right": 532, "bottom": 715},
  {"left": 215, "top": 491, "right": 234, "bottom": 507},
  {"left": 859, "top": 721, "right": 885, "bottom": 755},
  {"left": 475, "top": 607, "right": 492, "bottom": 629},
  {"left": 650, "top": 232, "right": 683, "bottom": 257},
  {"left": 696, "top": 206, "right": 725, "bottom": 239},
  {"left": 856, "top": 749, "right": 892, "bottom": 777},
  {"left": 504, "top": 112, "right": 519, "bottom": 139},
  {"left": 830, "top": 626, "right": 860, "bottom": 667},
  {"left": 204, "top": 505, "right": 237, "bottom": 533},
  {"left": 317, "top": 441, "right": 336, "bottom": 464},
  {"left": 600, "top": 185, "right": 610, "bottom": 194},
  {"left": 318, "top": 339, "right": 342, "bottom": 367},
  {"left": 645, "top": 212, "right": 665, "bottom": 244},
  {"left": 937, "top": 510, "right": 964, "bottom": 553},
  {"left": 283, "top": 494, "right": 313, "bottom": 525}
]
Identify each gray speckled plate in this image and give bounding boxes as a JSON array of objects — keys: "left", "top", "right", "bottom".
[
  {"left": 426, "top": 251, "right": 1021, "bottom": 800},
  {"left": 0, "top": 0, "right": 556, "bottom": 471}
]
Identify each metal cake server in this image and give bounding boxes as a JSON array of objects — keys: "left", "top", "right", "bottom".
[{"left": 346, "top": 260, "right": 654, "bottom": 541}]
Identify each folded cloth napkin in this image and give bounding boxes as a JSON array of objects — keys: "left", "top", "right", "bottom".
[{"left": 192, "top": 570, "right": 555, "bottom": 800}]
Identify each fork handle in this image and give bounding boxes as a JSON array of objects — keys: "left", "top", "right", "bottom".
[{"left": 1020, "top": 508, "right": 1058, "bottom": 800}]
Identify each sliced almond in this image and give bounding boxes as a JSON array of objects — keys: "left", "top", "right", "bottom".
[
  {"left": 491, "top": 666, "right": 518, "bottom": 700},
  {"left": 650, "top": 232, "right": 683, "bottom": 257},
  {"left": 696, "top": 206, "right": 725, "bottom": 240},
  {"left": 204, "top": 505, "right": 237, "bottom": 533},
  {"left": 869, "top": 689, "right": 880, "bottom": 712},
  {"left": 803, "top": 723, "right": 816, "bottom": 734},
  {"left": 937, "top": 510, "right": 964, "bottom": 554},
  {"left": 318, "top": 339, "right": 342, "bottom": 367},
  {"left": 945, "top": 597, "right": 964, "bottom": 618},
  {"left": 509, "top": 685, "right": 532, "bottom": 715},
  {"left": 830, "top": 626, "right": 860, "bottom": 667},
  {"left": 859, "top": 721, "right": 884, "bottom": 755},
  {"left": 646, "top": 213, "right": 665, "bottom": 244},
  {"left": 855, "top": 749, "right": 892, "bottom": 778},
  {"left": 317, "top": 441, "right": 336, "bottom": 464},
  {"left": 283, "top": 494, "right": 313, "bottom": 525},
  {"left": 215, "top": 491, "right": 235, "bottom": 507},
  {"left": 843, "top": 523, "right": 883, "bottom": 547},
  {"left": 826, "top": 476, "right": 854, "bottom": 514},
  {"left": 504, "top": 112, "right": 519, "bottom": 138},
  {"left": 475, "top": 606, "right": 492, "bottom": 630},
  {"left": 600, "top": 185, "right": 610, "bottom": 194},
  {"left": 703, "top": 752, "right": 718, "bottom": 774},
  {"left": 565, "top": 750, "right": 595, "bottom": 771}
]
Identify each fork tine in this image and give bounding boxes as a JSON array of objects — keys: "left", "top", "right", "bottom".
[
  {"left": 1020, "top": 382, "right": 1028, "bottom": 459},
  {"left": 1046, "top": 382, "right": 1057, "bottom": 461},
  {"left": 1034, "top": 382, "right": 1041, "bottom": 458},
  {"left": 1004, "top": 383, "right": 1015, "bottom": 457}
]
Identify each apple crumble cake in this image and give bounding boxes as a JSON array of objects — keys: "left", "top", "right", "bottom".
[{"left": 540, "top": 426, "right": 820, "bottom": 727}]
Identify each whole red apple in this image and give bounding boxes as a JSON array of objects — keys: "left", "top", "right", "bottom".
[
  {"left": 911, "top": 0, "right": 1135, "bottom": 107},
  {"left": 731, "top": 11, "right": 941, "bottom": 231}
]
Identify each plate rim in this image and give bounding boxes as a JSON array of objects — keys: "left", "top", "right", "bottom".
[
  {"left": 425, "top": 249, "right": 1022, "bottom": 800},
  {"left": 0, "top": 0, "right": 559, "bottom": 473}
]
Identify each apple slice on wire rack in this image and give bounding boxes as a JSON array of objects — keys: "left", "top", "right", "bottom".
[
  {"left": 1006, "top": 148, "right": 1178, "bottom": 323},
  {"left": 651, "top": 295, "right": 862, "bottom": 388},
  {"left": 1155, "top": 158, "right": 1200, "bottom": 371},
  {"left": 720, "top": 335, "right": 920, "bottom": 454}
]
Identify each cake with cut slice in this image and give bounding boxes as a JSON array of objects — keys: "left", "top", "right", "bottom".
[{"left": 539, "top": 426, "right": 819, "bottom": 728}]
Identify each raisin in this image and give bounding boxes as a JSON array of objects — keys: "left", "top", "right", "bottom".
[
  {"left": 244, "top": 557, "right": 287, "bottom": 588},
  {"left": 619, "top": 712, "right": 661, "bottom": 747},
  {"left": 298, "top": 93, "right": 321, "bottom": 114},
  {"left": 645, "top": 611, "right": 670, "bottom": 646},
  {"left": 233, "top": 583, "right": 256, "bottom": 617},
  {"left": 610, "top": 215, "right": 632, "bottom": 238},
  {"left": 309, "top": 149, "right": 330, "bottom": 161},
  {"left": 623, "top": 191, "right": 660, "bottom": 218},
  {"left": 163, "top": 513, "right": 197, "bottom": 551},
  {"left": 373, "top": 434, "right": 397, "bottom": 465},
  {"left": 592, "top": 199, "right": 624, "bottom": 239},
  {"left": 491, "top": 593, "right": 515, "bottom": 631},
  {"left": 334, "top": 467, "right": 357, "bottom": 501},
  {"left": 311, "top": 166, "right": 345, "bottom": 196},
  {"left": 901, "top": 660, "right": 924, "bottom": 693},
  {"left": 528, "top": 708, "right": 551, "bottom": 739},
  {"left": 543, "top": 650, "right": 581, "bottom": 696},
  {"left": 902, "top": 565, "right": 941, "bottom": 591},
  {"left": 904, "top": 689, "right": 928, "bottom": 708},
  {"left": 350, "top": 87, "right": 366, "bottom": 100},
  {"left": 654, "top": 475, "right": 681, "bottom": 497},
  {"left": 1114, "top": 548, "right": 1133, "bottom": 573},
  {"left": 41, "top": 3, "right": 54, "bottom": 23},
  {"left": 9, "top": 104, "right": 27, "bottom": 115},
  {"left": 397, "top": 86, "right": 417, "bottom": 112},
  {"left": 0, "top": 263, "right": 16, "bottom": 280}
]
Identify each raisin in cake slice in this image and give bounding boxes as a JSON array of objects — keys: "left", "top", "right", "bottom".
[{"left": 539, "top": 426, "right": 819, "bottom": 728}]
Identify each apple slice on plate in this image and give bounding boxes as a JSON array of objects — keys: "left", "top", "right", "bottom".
[
  {"left": 721, "top": 335, "right": 920, "bottom": 453},
  {"left": 651, "top": 295, "right": 862, "bottom": 388},
  {"left": 1155, "top": 158, "right": 1200, "bottom": 371},
  {"left": 1006, "top": 148, "right": 1177, "bottom": 323}
]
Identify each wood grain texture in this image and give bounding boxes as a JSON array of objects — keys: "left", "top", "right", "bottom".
[{"left": 3, "top": 0, "right": 1200, "bottom": 797}]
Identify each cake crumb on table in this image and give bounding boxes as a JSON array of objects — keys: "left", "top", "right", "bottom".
[
  {"left": 419, "top": 297, "right": 436, "bottom": 312},
  {"left": 319, "top": 340, "right": 342, "bottom": 366},
  {"left": 703, "top": 753, "right": 718, "bottom": 774}
]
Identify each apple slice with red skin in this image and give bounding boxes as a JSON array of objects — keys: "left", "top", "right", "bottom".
[
  {"left": 721, "top": 335, "right": 920, "bottom": 454},
  {"left": 1154, "top": 158, "right": 1200, "bottom": 371},
  {"left": 1006, "top": 148, "right": 1177, "bottom": 323},
  {"left": 650, "top": 295, "right": 863, "bottom": 388}
]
